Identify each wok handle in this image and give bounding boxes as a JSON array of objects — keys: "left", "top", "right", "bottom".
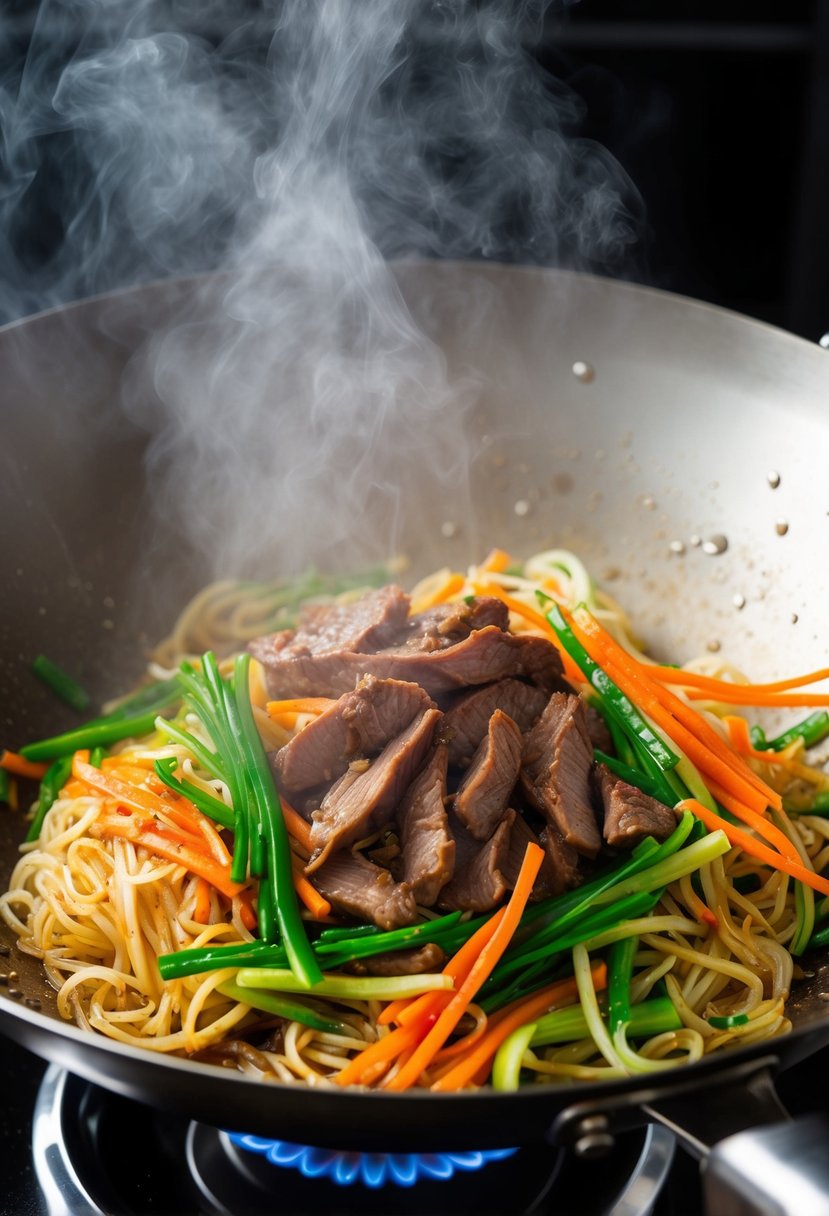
[{"left": 554, "top": 1057, "right": 829, "bottom": 1216}]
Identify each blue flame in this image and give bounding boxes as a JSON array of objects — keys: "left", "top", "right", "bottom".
[{"left": 227, "top": 1134, "right": 518, "bottom": 1189}]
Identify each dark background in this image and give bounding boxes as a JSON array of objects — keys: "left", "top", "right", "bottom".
[{"left": 0, "top": 0, "right": 827, "bottom": 339}]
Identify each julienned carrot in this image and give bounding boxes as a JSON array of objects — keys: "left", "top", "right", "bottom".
[
  {"left": 266, "top": 698, "right": 336, "bottom": 723},
  {"left": 686, "top": 690, "right": 829, "bottom": 708},
  {"left": 290, "top": 853, "right": 332, "bottom": 920},
  {"left": 568, "top": 607, "right": 781, "bottom": 813},
  {"left": 699, "top": 774, "right": 803, "bottom": 867},
  {"left": 724, "top": 716, "right": 792, "bottom": 765},
  {"left": 73, "top": 753, "right": 231, "bottom": 866},
  {"left": 0, "top": 750, "right": 48, "bottom": 781},
  {"left": 92, "top": 815, "right": 245, "bottom": 900},
  {"left": 474, "top": 582, "right": 584, "bottom": 686},
  {"left": 193, "top": 877, "right": 211, "bottom": 923},
  {"left": 410, "top": 571, "right": 466, "bottom": 613},
  {"left": 649, "top": 664, "right": 829, "bottom": 699},
  {"left": 383, "top": 843, "right": 544, "bottom": 1091},
  {"left": 335, "top": 1022, "right": 424, "bottom": 1087},
  {"left": 678, "top": 799, "right": 829, "bottom": 899},
  {"left": 430, "top": 963, "right": 607, "bottom": 1091},
  {"left": 478, "top": 548, "right": 513, "bottom": 575},
  {"left": 281, "top": 801, "right": 313, "bottom": 852}
]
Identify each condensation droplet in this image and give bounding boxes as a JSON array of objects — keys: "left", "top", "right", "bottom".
[
  {"left": 706, "top": 639, "right": 722, "bottom": 653},
  {"left": 689, "top": 535, "right": 702, "bottom": 548},
  {"left": 792, "top": 613, "right": 799, "bottom": 624},
  {"left": 513, "top": 499, "right": 531, "bottom": 517},
  {"left": 668, "top": 540, "right": 686, "bottom": 555},
  {"left": 702, "top": 534, "right": 729, "bottom": 556},
  {"left": 775, "top": 520, "right": 789, "bottom": 536},
  {"left": 733, "top": 594, "right": 746, "bottom": 610},
  {"left": 767, "top": 470, "right": 781, "bottom": 489},
  {"left": 440, "top": 521, "right": 458, "bottom": 538},
  {"left": 641, "top": 495, "right": 656, "bottom": 511},
  {"left": 572, "top": 360, "right": 595, "bottom": 383}
]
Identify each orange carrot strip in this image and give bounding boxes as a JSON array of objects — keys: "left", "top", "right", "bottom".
[
  {"left": 0, "top": 750, "right": 48, "bottom": 781},
  {"left": 281, "top": 800, "right": 313, "bottom": 852},
  {"left": 266, "top": 698, "right": 335, "bottom": 721},
  {"left": 702, "top": 776, "right": 802, "bottom": 865},
  {"left": 678, "top": 798, "right": 829, "bottom": 899},
  {"left": 383, "top": 844, "right": 544, "bottom": 1091},
  {"left": 290, "top": 853, "right": 332, "bottom": 920},
  {"left": 93, "top": 816, "right": 244, "bottom": 899},
  {"left": 724, "top": 716, "right": 794, "bottom": 765},
  {"left": 568, "top": 608, "right": 781, "bottom": 812},
  {"left": 478, "top": 548, "right": 513, "bottom": 574},
  {"left": 193, "top": 877, "right": 211, "bottom": 923},
  {"left": 431, "top": 964, "right": 607, "bottom": 1092},
  {"left": 649, "top": 665, "right": 829, "bottom": 698},
  {"left": 334, "top": 1021, "right": 425, "bottom": 1088},
  {"left": 685, "top": 690, "right": 829, "bottom": 708},
  {"left": 411, "top": 572, "right": 466, "bottom": 612}
]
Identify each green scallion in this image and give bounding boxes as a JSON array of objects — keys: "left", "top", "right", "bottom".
[{"left": 31, "top": 654, "right": 90, "bottom": 712}]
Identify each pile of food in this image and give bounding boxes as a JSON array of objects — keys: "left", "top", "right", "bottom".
[{"left": 3, "top": 548, "right": 829, "bottom": 1091}]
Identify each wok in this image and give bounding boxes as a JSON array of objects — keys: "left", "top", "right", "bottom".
[{"left": 3, "top": 261, "right": 829, "bottom": 1213}]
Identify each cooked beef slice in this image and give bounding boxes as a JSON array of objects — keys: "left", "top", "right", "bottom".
[
  {"left": 311, "top": 851, "right": 417, "bottom": 929},
  {"left": 252, "top": 622, "right": 565, "bottom": 700},
  {"left": 403, "top": 597, "right": 510, "bottom": 649},
  {"left": 306, "top": 707, "right": 441, "bottom": 871},
  {"left": 584, "top": 704, "right": 613, "bottom": 755},
  {"left": 282, "top": 584, "right": 411, "bottom": 656},
  {"left": 397, "top": 743, "right": 455, "bottom": 906},
  {"left": 443, "top": 679, "right": 550, "bottom": 768},
  {"left": 499, "top": 812, "right": 561, "bottom": 900},
  {"left": 595, "top": 763, "right": 677, "bottom": 848},
  {"left": 538, "top": 823, "right": 583, "bottom": 894},
  {"left": 353, "top": 943, "right": 447, "bottom": 976},
  {"left": 273, "top": 676, "right": 434, "bottom": 795},
  {"left": 438, "top": 811, "right": 514, "bottom": 913},
  {"left": 454, "top": 710, "right": 523, "bottom": 841},
  {"left": 520, "top": 693, "right": 602, "bottom": 858}
]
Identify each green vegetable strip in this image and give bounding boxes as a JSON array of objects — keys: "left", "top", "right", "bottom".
[
  {"left": 152, "top": 719, "right": 227, "bottom": 783},
  {"left": 543, "top": 599, "right": 679, "bottom": 770},
  {"left": 592, "top": 830, "right": 730, "bottom": 907},
  {"left": 234, "top": 653, "right": 321, "bottom": 986},
  {"left": 531, "top": 996, "right": 681, "bottom": 1047},
  {"left": 153, "top": 758, "right": 234, "bottom": 830},
  {"left": 767, "top": 712, "right": 829, "bottom": 753},
  {"left": 235, "top": 967, "right": 453, "bottom": 1002},
  {"left": 707, "top": 1012, "right": 750, "bottom": 1029},
  {"left": 773, "top": 810, "right": 815, "bottom": 957},
  {"left": 89, "top": 746, "right": 106, "bottom": 768},
  {"left": 217, "top": 980, "right": 349, "bottom": 1034},
  {"left": 32, "top": 654, "right": 91, "bottom": 711},
  {"left": 593, "top": 750, "right": 671, "bottom": 802},
  {"left": 158, "top": 940, "right": 286, "bottom": 980},
  {"left": 492, "top": 1023, "right": 537, "bottom": 1092},
  {"left": 26, "top": 756, "right": 73, "bottom": 842},
  {"left": 20, "top": 710, "right": 164, "bottom": 762},
  {"left": 0, "top": 770, "right": 10, "bottom": 804},
  {"left": 97, "top": 676, "right": 182, "bottom": 722},
  {"left": 607, "top": 936, "right": 638, "bottom": 1037},
  {"left": 807, "top": 920, "right": 829, "bottom": 950}
]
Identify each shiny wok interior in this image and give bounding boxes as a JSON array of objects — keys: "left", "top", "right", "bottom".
[{"left": 3, "top": 261, "right": 829, "bottom": 1150}]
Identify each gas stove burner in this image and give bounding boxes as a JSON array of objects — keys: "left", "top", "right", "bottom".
[{"left": 226, "top": 1131, "right": 518, "bottom": 1187}]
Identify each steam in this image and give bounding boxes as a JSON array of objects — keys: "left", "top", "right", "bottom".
[{"left": 1, "top": 0, "right": 643, "bottom": 580}]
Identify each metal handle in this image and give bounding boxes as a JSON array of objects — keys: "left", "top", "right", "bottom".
[{"left": 702, "top": 1115, "right": 829, "bottom": 1216}]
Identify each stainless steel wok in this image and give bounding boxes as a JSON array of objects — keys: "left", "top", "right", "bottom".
[{"left": 3, "top": 262, "right": 829, "bottom": 1214}]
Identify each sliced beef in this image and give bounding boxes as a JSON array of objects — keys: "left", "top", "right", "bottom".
[
  {"left": 351, "top": 943, "right": 447, "bottom": 976},
  {"left": 403, "top": 597, "right": 510, "bottom": 649},
  {"left": 585, "top": 704, "right": 613, "bottom": 755},
  {"left": 521, "top": 693, "right": 602, "bottom": 858},
  {"left": 438, "top": 811, "right": 514, "bottom": 913},
  {"left": 312, "top": 851, "right": 417, "bottom": 930},
  {"left": 454, "top": 710, "right": 523, "bottom": 841},
  {"left": 595, "top": 763, "right": 677, "bottom": 849},
  {"left": 306, "top": 707, "right": 441, "bottom": 871},
  {"left": 539, "top": 823, "right": 583, "bottom": 894},
  {"left": 273, "top": 676, "right": 434, "bottom": 796},
  {"left": 443, "top": 679, "right": 550, "bottom": 769},
  {"left": 397, "top": 743, "right": 455, "bottom": 906},
  {"left": 499, "top": 812, "right": 561, "bottom": 901}
]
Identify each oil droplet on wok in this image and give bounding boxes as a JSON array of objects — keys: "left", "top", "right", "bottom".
[
  {"left": 572, "top": 360, "right": 595, "bottom": 383},
  {"left": 775, "top": 520, "right": 789, "bottom": 536},
  {"left": 707, "top": 639, "right": 722, "bottom": 653},
  {"left": 668, "top": 540, "right": 685, "bottom": 555},
  {"left": 702, "top": 534, "right": 729, "bottom": 556},
  {"left": 689, "top": 535, "right": 702, "bottom": 548},
  {"left": 767, "top": 470, "right": 781, "bottom": 489},
  {"left": 732, "top": 594, "right": 746, "bottom": 610},
  {"left": 441, "top": 521, "right": 458, "bottom": 538},
  {"left": 513, "top": 499, "right": 531, "bottom": 517}
]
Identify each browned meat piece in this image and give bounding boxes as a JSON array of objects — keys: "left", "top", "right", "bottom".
[
  {"left": 278, "top": 584, "right": 410, "bottom": 657},
  {"left": 499, "top": 812, "right": 562, "bottom": 900},
  {"left": 454, "top": 710, "right": 523, "bottom": 841},
  {"left": 438, "top": 811, "right": 514, "bottom": 913},
  {"left": 397, "top": 743, "right": 455, "bottom": 906},
  {"left": 539, "top": 823, "right": 583, "bottom": 894},
  {"left": 306, "top": 707, "right": 441, "bottom": 871},
  {"left": 403, "top": 597, "right": 509, "bottom": 649},
  {"left": 272, "top": 676, "right": 434, "bottom": 795},
  {"left": 521, "top": 693, "right": 601, "bottom": 858},
  {"left": 443, "top": 679, "right": 550, "bottom": 768},
  {"left": 312, "top": 851, "right": 418, "bottom": 929},
  {"left": 595, "top": 763, "right": 677, "bottom": 848},
  {"left": 352, "top": 943, "right": 447, "bottom": 976},
  {"left": 584, "top": 704, "right": 613, "bottom": 755}
]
